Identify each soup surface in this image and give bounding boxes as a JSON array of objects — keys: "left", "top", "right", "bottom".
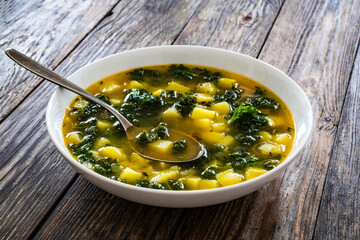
[{"left": 63, "top": 64, "right": 294, "bottom": 190}]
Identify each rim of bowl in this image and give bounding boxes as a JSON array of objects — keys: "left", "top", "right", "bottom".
[{"left": 46, "top": 45, "right": 313, "bottom": 196}]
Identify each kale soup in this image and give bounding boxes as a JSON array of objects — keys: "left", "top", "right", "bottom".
[{"left": 62, "top": 64, "right": 294, "bottom": 190}]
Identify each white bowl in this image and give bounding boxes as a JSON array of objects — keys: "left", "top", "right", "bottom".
[{"left": 46, "top": 45, "right": 313, "bottom": 208}]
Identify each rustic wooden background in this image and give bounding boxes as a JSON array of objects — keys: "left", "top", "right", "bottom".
[{"left": 0, "top": 0, "right": 359, "bottom": 239}]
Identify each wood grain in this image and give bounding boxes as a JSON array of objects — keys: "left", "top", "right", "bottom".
[
  {"left": 34, "top": 176, "right": 184, "bottom": 240},
  {"left": 313, "top": 46, "right": 360, "bottom": 239},
  {"left": 170, "top": 0, "right": 360, "bottom": 239},
  {"left": 0, "top": 0, "right": 202, "bottom": 239},
  {"left": 175, "top": 0, "right": 284, "bottom": 56},
  {"left": 0, "top": 0, "right": 118, "bottom": 122}
]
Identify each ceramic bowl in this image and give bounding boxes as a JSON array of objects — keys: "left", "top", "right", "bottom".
[{"left": 46, "top": 45, "right": 313, "bottom": 208}]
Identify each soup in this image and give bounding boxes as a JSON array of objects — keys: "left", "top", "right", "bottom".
[{"left": 62, "top": 64, "right": 294, "bottom": 190}]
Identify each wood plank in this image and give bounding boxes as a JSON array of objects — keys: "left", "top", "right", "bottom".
[
  {"left": 313, "top": 46, "right": 360, "bottom": 239},
  {"left": 175, "top": 0, "right": 285, "bottom": 55},
  {"left": 34, "top": 176, "right": 185, "bottom": 239},
  {"left": 0, "top": 0, "right": 202, "bottom": 239},
  {"left": 32, "top": 0, "right": 286, "bottom": 239},
  {"left": 172, "top": 0, "right": 360, "bottom": 239},
  {"left": 0, "top": 0, "right": 118, "bottom": 122}
]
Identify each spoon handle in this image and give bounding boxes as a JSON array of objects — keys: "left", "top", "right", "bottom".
[{"left": 5, "top": 48, "right": 132, "bottom": 130}]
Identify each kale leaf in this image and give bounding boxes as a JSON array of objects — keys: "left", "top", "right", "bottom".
[
  {"left": 228, "top": 105, "right": 268, "bottom": 133},
  {"left": 214, "top": 88, "right": 243, "bottom": 104},
  {"left": 128, "top": 68, "right": 169, "bottom": 86},
  {"left": 246, "top": 97, "right": 279, "bottom": 110},
  {"left": 120, "top": 89, "right": 164, "bottom": 125},
  {"left": 174, "top": 94, "right": 197, "bottom": 117},
  {"left": 168, "top": 64, "right": 221, "bottom": 83}
]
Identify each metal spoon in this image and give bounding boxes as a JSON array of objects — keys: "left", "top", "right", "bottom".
[{"left": 5, "top": 49, "right": 204, "bottom": 163}]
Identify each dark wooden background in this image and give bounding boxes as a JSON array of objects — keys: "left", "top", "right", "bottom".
[{"left": 1, "top": 0, "right": 359, "bottom": 239}]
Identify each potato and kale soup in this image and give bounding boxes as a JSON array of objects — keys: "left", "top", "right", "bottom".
[{"left": 63, "top": 64, "right": 294, "bottom": 190}]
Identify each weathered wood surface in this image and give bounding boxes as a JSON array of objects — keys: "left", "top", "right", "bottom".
[
  {"left": 172, "top": 0, "right": 360, "bottom": 239},
  {"left": 0, "top": 0, "right": 203, "bottom": 239},
  {"left": 0, "top": 0, "right": 359, "bottom": 239},
  {"left": 313, "top": 45, "right": 360, "bottom": 239},
  {"left": 0, "top": 0, "right": 119, "bottom": 122}
]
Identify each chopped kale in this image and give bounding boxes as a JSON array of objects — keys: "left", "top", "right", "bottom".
[
  {"left": 128, "top": 68, "right": 169, "bottom": 86},
  {"left": 246, "top": 97, "right": 279, "bottom": 110},
  {"left": 235, "top": 133, "right": 260, "bottom": 147},
  {"left": 68, "top": 134, "right": 96, "bottom": 155},
  {"left": 135, "top": 130, "right": 156, "bottom": 146},
  {"left": 76, "top": 94, "right": 113, "bottom": 121},
  {"left": 134, "top": 123, "right": 170, "bottom": 146},
  {"left": 120, "top": 89, "right": 164, "bottom": 125},
  {"left": 168, "top": 64, "right": 221, "bottom": 83},
  {"left": 264, "top": 159, "right": 280, "bottom": 169},
  {"left": 200, "top": 165, "right": 231, "bottom": 179},
  {"left": 151, "top": 122, "right": 169, "bottom": 139},
  {"left": 254, "top": 86, "right": 266, "bottom": 96},
  {"left": 96, "top": 94, "right": 111, "bottom": 104},
  {"left": 164, "top": 179, "right": 185, "bottom": 190},
  {"left": 164, "top": 90, "right": 183, "bottom": 105},
  {"left": 174, "top": 94, "right": 197, "bottom": 117},
  {"left": 229, "top": 105, "right": 268, "bottom": 133},
  {"left": 136, "top": 180, "right": 165, "bottom": 190},
  {"left": 172, "top": 139, "right": 187, "bottom": 156},
  {"left": 214, "top": 88, "right": 243, "bottom": 104}
]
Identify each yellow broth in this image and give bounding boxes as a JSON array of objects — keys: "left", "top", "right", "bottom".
[{"left": 62, "top": 64, "right": 294, "bottom": 190}]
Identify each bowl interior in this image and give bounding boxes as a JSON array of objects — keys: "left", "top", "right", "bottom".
[{"left": 46, "top": 45, "right": 312, "bottom": 207}]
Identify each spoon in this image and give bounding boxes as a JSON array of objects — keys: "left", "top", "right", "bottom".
[{"left": 5, "top": 49, "right": 204, "bottom": 163}]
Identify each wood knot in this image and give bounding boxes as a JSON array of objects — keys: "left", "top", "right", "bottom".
[
  {"left": 324, "top": 116, "right": 332, "bottom": 122},
  {"left": 243, "top": 13, "right": 253, "bottom": 23}
]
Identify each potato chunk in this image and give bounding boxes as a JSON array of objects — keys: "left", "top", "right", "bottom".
[
  {"left": 101, "top": 83, "right": 121, "bottom": 93},
  {"left": 198, "top": 132, "right": 225, "bottom": 145},
  {"left": 194, "top": 93, "right": 215, "bottom": 103},
  {"left": 216, "top": 169, "right": 243, "bottom": 186},
  {"left": 191, "top": 107, "right": 216, "bottom": 120},
  {"left": 258, "top": 143, "right": 284, "bottom": 156},
  {"left": 210, "top": 102, "right": 230, "bottom": 114},
  {"left": 185, "top": 177, "right": 201, "bottom": 190},
  {"left": 151, "top": 168, "right": 180, "bottom": 183},
  {"left": 110, "top": 99, "right": 122, "bottom": 106},
  {"left": 130, "top": 152, "right": 149, "bottom": 166},
  {"left": 218, "top": 78, "right": 236, "bottom": 89},
  {"left": 96, "top": 120, "right": 113, "bottom": 132},
  {"left": 73, "top": 98, "right": 89, "bottom": 109},
  {"left": 162, "top": 106, "right": 182, "bottom": 121},
  {"left": 99, "top": 146, "right": 127, "bottom": 161},
  {"left": 127, "top": 80, "right": 143, "bottom": 89},
  {"left": 120, "top": 167, "right": 143, "bottom": 184},
  {"left": 244, "top": 167, "right": 268, "bottom": 181},
  {"left": 148, "top": 140, "right": 174, "bottom": 154},
  {"left": 259, "top": 131, "right": 272, "bottom": 142},
  {"left": 212, "top": 123, "right": 227, "bottom": 132},
  {"left": 273, "top": 133, "right": 291, "bottom": 144},
  {"left": 196, "top": 82, "right": 217, "bottom": 94},
  {"left": 166, "top": 82, "right": 190, "bottom": 93},
  {"left": 93, "top": 137, "right": 111, "bottom": 150},
  {"left": 192, "top": 118, "right": 212, "bottom": 131},
  {"left": 153, "top": 89, "right": 164, "bottom": 96},
  {"left": 198, "top": 179, "right": 220, "bottom": 189},
  {"left": 266, "top": 116, "right": 285, "bottom": 127},
  {"left": 66, "top": 132, "right": 82, "bottom": 144},
  {"left": 219, "top": 135, "right": 236, "bottom": 147}
]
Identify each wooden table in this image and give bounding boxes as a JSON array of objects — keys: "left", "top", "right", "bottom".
[{"left": 1, "top": 0, "right": 359, "bottom": 239}]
